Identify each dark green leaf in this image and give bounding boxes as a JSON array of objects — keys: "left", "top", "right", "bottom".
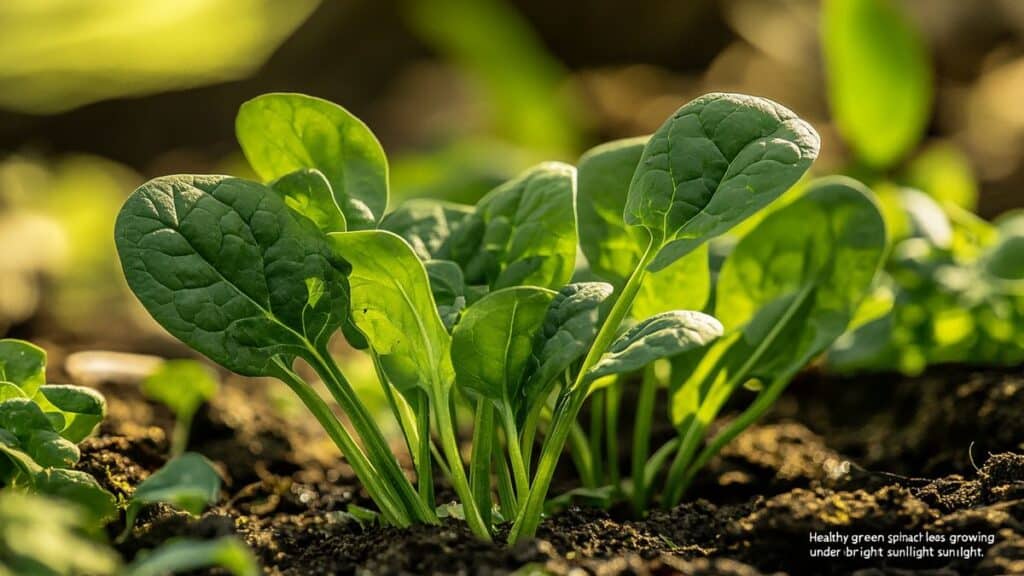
[
  {"left": 381, "top": 199, "right": 474, "bottom": 261},
  {"left": 269, "top": 168, "right": 346, "bottom": 233},
  {"left": 236, "top": 93, "right": 388, "bottom": 229},
  {"left": 588, "top": 311, "right": 723, "bottom": 381},
  {"left": 451, "top": 287, "right": 554, "bottom": 408},
  {"left": 0, "top": 340, "right": 46, "bottom": 396},
  {"left": 0, "top": 399, "right": 54, "bottom": 441},
  {"left": 34, "top": 468, "right": 118, "bottom": 526},
  {"left": 26, "top": 431, "right": 79, "bottom": 469},
  {"left": 449, "top": 162, "right": 577, "bottom": 289},
  {"left": 124, "top": 453, "right": 221, "bottom": 533},
  {"left": 424, "top": 260, "right": 468, "bottom": 331},
  {"left": 522, "top": 282, "right": 612, "bottom": 406},
  {"left": 624, "top": 93, "right": 820, "bottom": 272},
  {"left": 115, "top": 175, "right": 353, "bottom": 377}
]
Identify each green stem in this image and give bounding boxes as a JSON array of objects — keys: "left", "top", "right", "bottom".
[
  {"left": 661, "top": 418, "right": 707, "bottom": 508},
  {"left": 270, "top": 360, "right": 407, "bottom": 526},
  {"left": 509, "top": 240, "right": 656, "bottom": 543},
  {"left": 432, "top": 386, "right": 492, "bottom": 540},
  {"left": 169, "top": 414, "right": 191, "bottom": 458},
  {"left": 631, "top": 364, "right": 657, "bottom": 515},
  {"left": 309, "top": 347, "right": 436, "bottom": 524},
  {"left": 500, "top": 405, "right": 529, "bottom": 503},
  {"left": 605, "top": 379, "right": 622, "bottom": 488},
  {"left": 494, "top": 445, "right": 517, "bottom": 519},
  {"left": 568, "top": 420, "right": 595, "bottom": 487},
  {"left": 415, "top": 393, "right": 435, "bottom": 508},
  {"left": 644, "top": 436, "right": 679, "bottom": 486},
  {"left": 470, "top": 400, "right": 495, "bottom": 528},
  {"left": 588, "top": 389, "right": 604, "bottom": 487},
  {"left": 520, "top": 400, "right": 543, "bottom": 477}
]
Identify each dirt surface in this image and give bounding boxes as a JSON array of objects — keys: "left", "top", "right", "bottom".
[{"left": 74, "top": 365, "right": 1024, "bottom": 575}]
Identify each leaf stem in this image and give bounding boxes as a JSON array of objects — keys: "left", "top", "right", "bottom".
[
  {"left": 605, "top": 379, "right": 622, "bottom": 488},
  {"left": 269, "top": 360, "right": 407, "bottom": 526},
  {"left": 509, "top": 240, "right": 656, "bottom": 543},
  {"left": 630, "top": 363, "right": 657, "bottom": 515},
  {"left": 470, "top": 399, "right": 495, "bottom": 528},
  {"left": 500, "top": 405, "right": 529, "bottom": 503},
  {"left": 432, "top": 386, "right": 492, "bottom": 540},
  {"left": 587, "top": 389, "right": 604, "bottom": 488}
]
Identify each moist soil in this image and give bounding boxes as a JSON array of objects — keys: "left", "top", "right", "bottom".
[{"left": 73, "top": 364, "right": 1024, "bottom": 575}]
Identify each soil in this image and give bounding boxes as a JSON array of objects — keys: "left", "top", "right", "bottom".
[{"left": 73, "top": 364, "right": 1024, "bottom": 576}]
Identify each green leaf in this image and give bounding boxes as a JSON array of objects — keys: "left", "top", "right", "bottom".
[
  {"left": 424, "top": 260, "right": 468, "bottom": 331},
  {"left": 33, "top": 468, "right": 118, "bottom": 526},
  {"left": 26, "top": 431, "right": 79, "bottom": 469},
  {"left": 269, "top": 169, "right": 347, "bottom": 234},
  {"left": 625, "top": 93, "right": 820, "bottom": 272},
  {"left": 0, "top": 382, "right": 26, "bottom": 402},
  {"left": 125, "top": 537, "right": 259, "bottom": 576},
  {"left": 330, "top": 230, "right": 453, "bottom": 394},
  {"left": 985, "top": 234, "right": 1024, "bottom": 282},
  {"left": 899, "top": 188, "right": 952, "bottom": 249},
  {"left": 522, "top": 282, "right": 612, "bottom": 406},
  {"left": 381, "top": 199, "right": 474, "bottom": 261},
  {"left": 0, "top": 492, "right": 121, "bottom": 576},
  {"left": 588, "top": 311, "right": 723, "bottom": 381},
  {"left": 451, "top": 287, "right": 554, "bottom": 408},
  {"left": 38, "top": 385, "right": 106, "bottom": 443},
  {"left": 0, "top": 398, "right": 54, "bottom": 441},
  {"left": 141, "top": 360, "right": 219, "bottom": 419},
  {"left": 115, "top": 175, "right": 353, "bottom": 377},
  {"left": 577, "top": 138, "right": 711, "bottom": 316},
  {"left": 449, "top": 162, "right": 577, "bottom": 290},
  {"left": 905, "top": 142, "right": 978, "bottom": 211},
  {"left": 823, "top": 0, "right": 932, "bottom": 168},
  {"left": 0, "top": 340, "right": 46, "bottom": 396},
  {"left": 236, "top": 93, "right": 388, "bottom": 229},
  {"left": 124, "top": 453, "right": 221, "bottom": 534}
]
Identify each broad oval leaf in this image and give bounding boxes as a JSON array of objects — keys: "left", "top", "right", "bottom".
[
  {"left": 26, "top": 430, "right": 79, "bottom": 468},
  {"left": 115, "top": 175, "right": 353, "bottom": 377},
  {"left": 381, "top": 199, "right": 474, "bottom": 261},
  {"left": 39, "top": 385, "right": 106, "bottom": 443},
  {"left": 236, "top": 93, "right": 388, "bottom": 229},
  {"left": 34, "top": 468, "right": 119, "bottom": 526},
  {"left": 823, "top": 0, "right": 931, "bottom": 168},
  {"left": 330, "top": 230, "right": 453, "bottom": 393},
  {"left": 124, "top": 452, "right": 221, "bottom": 533},
  {"left": 522, "top": 282, "right": 612, "bottom": 406},
  {"left": 270, "top": 169, "right": 346, "bottom": 233},
  {"left": 0, "top": 339, "right": 46, "bottom": 396},
  {"left": 577, "top": 138, "right": 711, "bottom": 316},
  {"left": 625, "top": 93, "right": 820, "bottom": 272},
  {"left": 125, "top": 536, "right": 259, "bottom": 576},
  {"left": 0, "top": 398, "right": 54, "bottom": 441},
  {"left": 588, "top": 311, "right": 723, "bottom": 381},
  {"left": 449, "top": 162, "right": 578, "bottom": 290},
  {"left": 451, "top": 287, "right": 554, "bottom": 408}
]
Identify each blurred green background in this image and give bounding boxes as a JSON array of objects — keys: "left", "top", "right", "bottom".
[{"left": 1, "top": 0, "right": 1023, "bottom": 376}]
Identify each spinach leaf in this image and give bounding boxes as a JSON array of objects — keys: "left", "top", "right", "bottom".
[
  {"left": 451, "top": 287, "right": 554, "bottom": 410},
  {"left": 588, "top": 311, "right": 723, "bottom": 381},
  {"left": 381, "top": 199, "right": 474, "bottom": 261},
  {"left": 236, "top": 93, "right": 388, "bottom": 229},
  {"left": 0, "top": 340, "right": 46, "bottom": 396},
  {"left": 115, "top": 175, "right": 353, "bottom": 376},
  {"left": 577, "top": 138, "right": 711, "bottom": 316},
  {"left": 624, "top": 93, "right": 820, "bottom": 271},
  {"left": 38, "top": 385, "right": 105, "bottom": 444},
  {"left": 270, "top": 168, "right": 347, "bottom": 233},
  {"left": 522, "top": 282, "right": 612, "bottom": 407},
  {"left": 424, "top": 260, "right": 468, "bottom": 331},
  {"left": 331, "top": 230, "right": 454, "bottom": 395},
  {"left": 126, "top": 537, "right": 258, "bottom": 576},
  {"left": 823, "top": 0, "right": 931, "bottom": 168},
  {"left": 449, "top": 162, "right": 577, "bottom": 290},
  {"left": 123, "top": 453, "right": 221, "bottom": 536}
]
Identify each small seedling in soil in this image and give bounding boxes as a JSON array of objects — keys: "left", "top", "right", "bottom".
[
  {"left": 141, "top": 359, "right": 219, "bottom": 456},
  {"left": 115, "top": 91, "right": 888, "bottom": 544}
]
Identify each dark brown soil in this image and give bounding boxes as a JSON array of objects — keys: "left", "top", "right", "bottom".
[{"left": 75, "top": 365, "right": 1024, "bottom": 575}]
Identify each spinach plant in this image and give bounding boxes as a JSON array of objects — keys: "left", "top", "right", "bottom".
[
  {"left": 0, "top": 339, "right": 115, "bottom": 525},
  {"left": 115, "top": 91, "right": 891, "bottom": 544},
  {"left": 141, "top": 360, "right": 219, "bottom": 457}
]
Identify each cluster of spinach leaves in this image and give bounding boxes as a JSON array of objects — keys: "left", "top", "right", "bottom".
[
  {"left": 114, "top": 91, "right": 888, "bottom": 543},
  {"left": 0, "top": 339, "right": 255, "bottom": 575}
]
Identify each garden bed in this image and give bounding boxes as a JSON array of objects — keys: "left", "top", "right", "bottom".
[{"left": 77, "top": 362, "right": 1024, "bottom": 575}]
